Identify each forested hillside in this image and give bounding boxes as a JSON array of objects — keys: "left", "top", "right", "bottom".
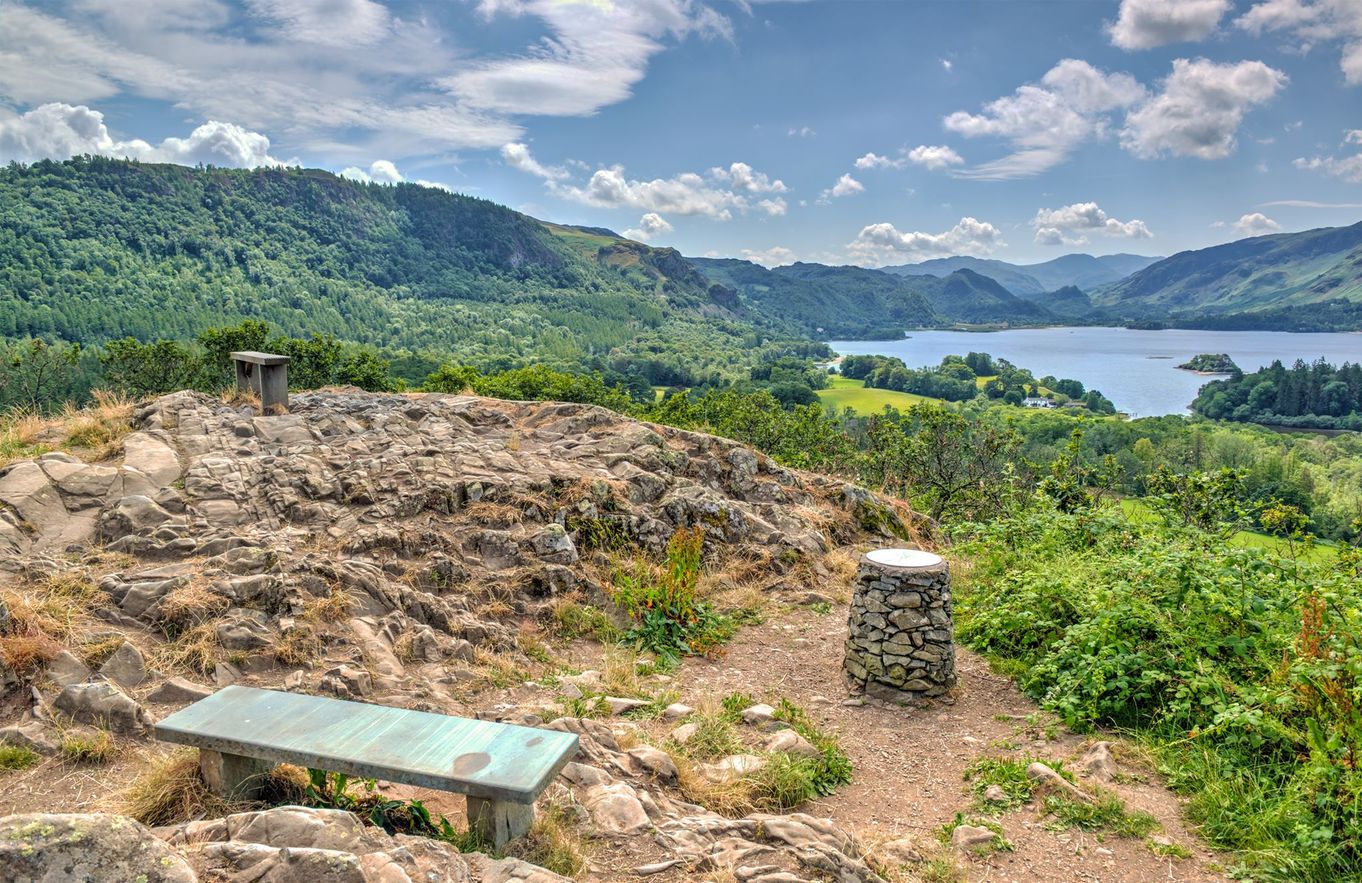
[
  {"left": 0, "top": 157, "right": 784, "bottom": 383},
  {"left": 1094, "top": 221, "right": 1362, "bottom": 328}
]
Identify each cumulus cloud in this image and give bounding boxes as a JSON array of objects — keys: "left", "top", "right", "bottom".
[
  {"left": 710, "top": 161, "right": 787, "bottom": 193},
  {"left": 906, "top": 144, "right": 965, "bottom": 170},
  {"left": 1108, "top": 0, "right": 1231, "bottom": 50},
  {"left": 338, "top": 158, "right": 452, "bottom": 191},
  {"left": 622, "top": 212, "right": 674, "bottom": 242},
  {"left": 944, "top": 59, "right": 1147, "bottom": 179},
  {"left": 847, "top": 217, "right": 1005, "bottom": 264},
  {"left": 0, "top": 102, "right": 292, "bottom": 167},
  {"left": 444, "top": 0, "right": 731, "bottom": 116},
  {"left": 1031, "top": 202, "right": 1153, "bottom": 246},
  {"left": 1237, "top": 0, "right": 1362, "bottom": 84},
  {"left": 854, "top": 152, "right": 904, "bottom": 170},
  {"left": 820, "top": 173, "right": 865, "bottom": 201},
  {"left": 501, "top": 142, "right": 569, "bottom": 180},
  {"left": 741, "top": 245, "right": 798, "bottom": 267},
  {"left": 1233, "top": 212, "right": 1283, "bottom": 234},
  {"left": 1120, "top": 58, "right": 1287, "bottom": 159}
]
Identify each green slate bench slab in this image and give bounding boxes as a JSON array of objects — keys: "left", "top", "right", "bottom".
[{"left": 155, "top": 685, "right": 578, "bottom": 847}]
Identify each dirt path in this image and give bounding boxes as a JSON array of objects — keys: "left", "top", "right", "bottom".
[{"left": 673, "top": 606, "right": 1226, "bottom": 882}]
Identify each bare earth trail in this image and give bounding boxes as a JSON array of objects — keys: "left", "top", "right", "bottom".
[{"left": 674, "top": 607, "right": 1226, "bottom": 883}]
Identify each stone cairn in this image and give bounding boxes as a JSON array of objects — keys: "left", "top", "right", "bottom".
[{"left": 844, "top": 548, "right": 956, "bottom": 700}]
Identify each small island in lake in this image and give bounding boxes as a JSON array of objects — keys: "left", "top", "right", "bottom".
[{"left": 1177, "top": 353, "right": 1240, "bottom": 373}]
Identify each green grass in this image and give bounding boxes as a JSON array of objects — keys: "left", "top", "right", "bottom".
[
  {"left": 1118, "top": 498, "right": 1338, "bottom": 562},
  {"left": 0, "top": 745, "right": 41, "bottom": 771},
  {"left": 817, "top": 376, "right": 943, "bottom": 415}
]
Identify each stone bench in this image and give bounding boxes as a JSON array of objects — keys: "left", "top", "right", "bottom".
[{"left": 154, "top": 685, "right": 578, "bottom": 847}]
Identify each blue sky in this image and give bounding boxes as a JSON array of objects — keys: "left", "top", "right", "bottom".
[{"left": 2, "top": 0, "right": 1360, "bottom": 266}]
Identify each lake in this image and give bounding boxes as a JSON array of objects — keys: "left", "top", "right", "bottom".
[{"left": 828, "top": 327, "right": 1362, "bottom": 417}]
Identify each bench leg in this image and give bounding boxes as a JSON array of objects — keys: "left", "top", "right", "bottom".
[
  {"left": 199, "top": 749, "right": 275, "bottom": 800},
  {"left": 467, "top": 796, "right": 534, "bottom": 849}
]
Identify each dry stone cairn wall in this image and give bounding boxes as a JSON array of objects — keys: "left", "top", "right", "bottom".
[{"left": 844, "top": 549, "right": 955, "bottom": 700}]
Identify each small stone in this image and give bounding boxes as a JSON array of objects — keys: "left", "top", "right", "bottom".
[
  {"left": 147, "top": 677, "right": 212, "bottom": 705},
  {"left": 627, "top": 745, "right": 678, "bottom": 782},
  {"left": 764, "top": 729, "right": 819, "bottom": 758},
  {"left": 44, "top": 650, "right": 90, "bottom": 687},
  {"left": 1026, "top": 762, "right": 1093, "bottom": 803},
  {"left": 950, "top": 824, "right": 998, "bottom": 852},
  {"left": 740, "top": 703, "right": 776, "bottom": 725},
  {"left": 876, "top": 837, "right": 924, "bottom": 866},
  {"left": 668, "top": 723, "right": 699, "bottom": 745},
  {"left": 603, "top": 697, "right": 648, "bottom": 715},
  {"left": 1078, "top": 741, "right": 1118, "bottom": 782},
  {"left": 661, "top": 702, "right": 693, "bottom": 720},
  {"left": 983, "top": 784, "right": 1008, "bottom": 803}
]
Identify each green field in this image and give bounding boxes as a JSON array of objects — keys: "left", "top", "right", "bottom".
[
  {"left": 1119, "top": 498, "right": 1337, "bottom": 562},
  {"left": 817, "top": 376, "right": 942, "bottom": 415}
]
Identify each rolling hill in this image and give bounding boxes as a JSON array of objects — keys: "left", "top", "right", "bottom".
[
  {"left": 0, "top": 157, "right": 783, "bottom": 381},
  {"left": 1092, "top": 221, "right": 1362, "bottom": 328}
]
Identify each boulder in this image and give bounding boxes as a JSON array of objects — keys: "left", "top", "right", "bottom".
[
  {"left": 582, "top": 781, "right": 651, "bottom": 835},
  {"left": 1077, "top": 741, "right": 1118, "bottom": 782},
  {"left": 97, "top": 641, "right": 148, "bottom": 690},
  {"left": 627, "top": 745, "right": 679, "bottom": 782},
  {"left": 53, "top": 681, "right": 153, "bottom": 733},
  {"left": 0, "top": 813, "right": 197, "bottom": 882},
  {"left": 44, "top": 650, "right": 90, "bottom": 687}
]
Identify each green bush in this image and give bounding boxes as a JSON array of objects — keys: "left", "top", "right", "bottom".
[
  {"left": 614, "top": 527, "right": 734, "bottom": 662},
  {"left": 954, "top": 497, "right": 1362, "bottom": 880}
]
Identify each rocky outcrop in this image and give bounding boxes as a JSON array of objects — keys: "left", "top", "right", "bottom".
[{"left": 0, "top": 813, "right": 197, "bottom": 883}]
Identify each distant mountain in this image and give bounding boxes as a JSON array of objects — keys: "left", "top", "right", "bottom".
[
  {"left": 884, "top": 253, "right": 1162, "bottom": 295},
  {"left": 1013, "top": 285, "right": 1100, "bottom": 321},
  {"left": 690, "top": 258, "right": 1053, "bottom": 336},
  {"left": 1092, "top": 222, "right": 1362, "bottom": 328}
]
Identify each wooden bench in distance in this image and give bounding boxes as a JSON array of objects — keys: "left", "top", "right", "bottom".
[{"left": 154, "top": 685, "right": 579, "bottom": 847}]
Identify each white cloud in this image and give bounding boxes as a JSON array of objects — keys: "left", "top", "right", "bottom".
[
  {"left": 757, "top": 197, "right": 788, "bottom": 216},
  {"left": 501, "top": 142, "right": 569, "bottom": 180},
  {"left": 622, "top": 212, "right": 674, "bottom": 242},
  {"left": 1233, "top": 212, "right": 1282, "bottom": 234},
  {"left": 1260, "top": 198, "right": 1362, "bottom": 208},
  {"left": 338, "top": 158, "right": 451, "bottom": 191},
  {"left": 444, "top": 0, "right": 731, "bottom": 116},
  {"left": 847, "top": 217, "right": 1005, "bottom": 264},
  {"left": 0, "top": 102, "right": 292, "bottom": 168},
  {"left": 1108, "top": 0, "right": 1231, "bottom": 50},
  {"left": 1120, "top": 58, "right": 1286, "bottom": 159},
  {"left": 244, "top": 0, "right": 392, "bottom": 48},
  {"left": 1031, "top": 202, "right": 1153, "bottom": 245},
  {"left": 1294, "top": 153, "right": 1362, "bottom": 182},
  {"left": 710, "top": 161, "right": 787, "bottom": 193},
  {"left": 940, "top": 58, "right": 953, "bottom": 71},
  {"left": 1293, "top": 127, "right": 1362, "bottom": 182},
  {"left": 906, "top": 144, "right": 965, "bottom": 170},
  {"left": 821, "top": 173, "right": 864, "bottom": 201},
  {"left": 854, "top": 152, "right": 904, "bottom": 170},
  {"left": 1237, "top": 0, "right": 1362, "bottom": 84},
  {"left": 787, "top": 126, "right": 815, "bottom": 137},
  {"left": 741, "top": 245, "right": 798, "bottom": 267},
  {"left": 944, "top": 59, "right": 1146, "bottom": 179}
]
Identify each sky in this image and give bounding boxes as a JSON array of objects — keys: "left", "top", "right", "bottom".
[{"left": 2, "top": 0, "right": 1360, "bottom": 267}]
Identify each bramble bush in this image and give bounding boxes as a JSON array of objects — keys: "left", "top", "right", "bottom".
[{"left": 954, "top": 490, "right": 1361, "bottom": 880}]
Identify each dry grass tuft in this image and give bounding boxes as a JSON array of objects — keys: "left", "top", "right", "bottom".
[
  {"left": 153, "top": 582, "right": 232, "bottom": 637},
  {"left": 60, "top": 390, "right": 135, "bottom": 459},
  {"left": 0, "top": 572, "right": 105, "bottom": 674},
  {"left": 77, "top": 635, "right": 127, "bottom": 668},
  {"left": 116, "top": 750, "right": 237, "bottom": 826},
  {"left": 301, "top": 586, "right": 352, "bottom": 624},
  {"left": 504, "top": 794, "right": 589, "bottom": 878},
  {"left": 60, "top": 729, "right": 117, "bottom": 765},
  {"left": 0, "top": 409, "right": 56, "bottom": 467},
  {"left": 274, "top": 624, "right": 323, "bottom": 666},
  {"left": 153, "top": 622, "right": 220, "bottom": 676},
  {"left": 463, "top": 501, "right": 524, "bottom": 527}
]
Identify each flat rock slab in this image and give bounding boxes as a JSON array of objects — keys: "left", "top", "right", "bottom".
[{"left": 155, "top": 685, "right": 578, "bottom": 804}]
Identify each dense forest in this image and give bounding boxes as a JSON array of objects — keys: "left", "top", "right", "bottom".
[
  {"left": 0, "top": 157, "right": 805, "bottom": 386},
  {"left": 1193, "top": 358, "right": 1362, "bottom": 429},
  {"left": 841, "top": 352, "right": 1117, "bottom": 413}
]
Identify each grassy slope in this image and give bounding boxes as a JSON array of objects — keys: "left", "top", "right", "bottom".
[
  {"left": 1119, "top": 498, "right": 1337, "bottom": 562},
  {"left": 817, "top": 376, "right": 941, "bottom": 414}
]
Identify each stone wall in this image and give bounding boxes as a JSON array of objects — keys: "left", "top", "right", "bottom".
[{"left": 844, "top": 550, "right": 955, "bottom": 700}]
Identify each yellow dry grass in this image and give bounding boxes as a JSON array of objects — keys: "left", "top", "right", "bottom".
[{"left": 0, "top": 573, "right": 105, "bottom": 674}]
